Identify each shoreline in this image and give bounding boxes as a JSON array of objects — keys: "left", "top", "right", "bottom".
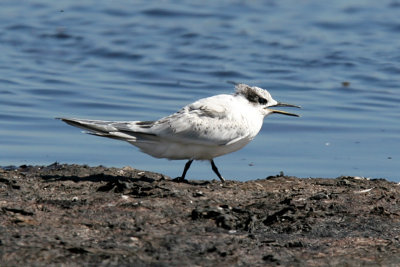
[{"left": 1, "top": 163, "right": 400, "bottom": 266}]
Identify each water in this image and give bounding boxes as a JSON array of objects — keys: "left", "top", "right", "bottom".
[{"left": 1, "top": 0, "right": 399, "bottom": 181}]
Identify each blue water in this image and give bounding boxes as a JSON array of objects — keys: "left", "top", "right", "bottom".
[{"left": 1, "top": 1, "right": 399, "bottom": 181}]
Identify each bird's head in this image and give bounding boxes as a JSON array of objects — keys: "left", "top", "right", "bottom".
[{"left": 234, "top": 83, "right": 301, "bottom": 117}]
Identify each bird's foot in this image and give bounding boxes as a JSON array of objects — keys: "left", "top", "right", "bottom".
[{"left": 172, "top": 177, "right": 189, "bottom": 183}]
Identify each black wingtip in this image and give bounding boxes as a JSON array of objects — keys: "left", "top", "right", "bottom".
[
  {"left": 55, "top": 117, "right": 69, "bottom": 122},
  {"left": 56, "top": 118, "right": 71, "bottom": 124}
]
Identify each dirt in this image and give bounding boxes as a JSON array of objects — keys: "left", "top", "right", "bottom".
[{"left": 1, "top": 163, "right": 400, "bottom": 266}]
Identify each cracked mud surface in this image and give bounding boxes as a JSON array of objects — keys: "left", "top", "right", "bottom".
[{"left": 1, "top": 163, "right": 400, "bottom": 266}]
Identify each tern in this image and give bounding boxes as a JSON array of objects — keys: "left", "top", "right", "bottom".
[{"left": 57, "top": 83, "right": 300, "bottom": 182}]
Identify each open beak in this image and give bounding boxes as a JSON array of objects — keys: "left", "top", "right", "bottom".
[{"left": 267, "top": 102, "right": 301, "bottom": 117}]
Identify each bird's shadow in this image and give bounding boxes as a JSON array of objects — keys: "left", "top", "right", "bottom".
[
  {"left": 40, "top": 173, "right": 212, "bottom": 194},
  {"left": 40, "top": 173, "right": 159, "bottom": 194},
  {"left": 41, "top": 173, "right": 156, "bottom": 184}
]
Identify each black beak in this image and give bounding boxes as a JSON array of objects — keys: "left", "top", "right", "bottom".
[
  {"left": 270, "top": 110, "right": 300, "bottom": 117},
  {"left": 273, "top": 102, "right": 301, "bottom": 108}
]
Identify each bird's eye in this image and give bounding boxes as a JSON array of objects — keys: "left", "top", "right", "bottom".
[{"left": 258, "top": 97, "right": 268, "bottom": 105}]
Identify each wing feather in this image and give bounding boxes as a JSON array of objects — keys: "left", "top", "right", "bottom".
[
  {"left": 58, "top": 94, "right": 251, "bottom": 147},
  {"left": 148, "top": 95, "right": 251, "bottom": 146}
]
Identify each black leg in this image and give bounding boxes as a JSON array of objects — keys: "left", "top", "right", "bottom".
[
  {"left": 178, "top": 160, "right": 193, "bottom": 181},
  {"left": 210, "top": 160, "right": 225, "bottom": 182}
]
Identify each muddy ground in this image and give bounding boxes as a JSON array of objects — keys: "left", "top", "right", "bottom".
[{"left": 1, "top": 163, "right": 400, "bottom": 266}]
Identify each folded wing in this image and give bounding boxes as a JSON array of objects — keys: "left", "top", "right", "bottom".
[{"left": 57, "top": 95, "right": 251, "bottom": 147}]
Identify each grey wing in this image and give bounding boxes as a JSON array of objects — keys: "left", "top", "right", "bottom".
[
  {"left": 58, "top": 95, "right": 250, "bottom": 146},
  {"left": 148, "top": 100, "right": 250, "bottom": 146},
  {"left": 57, "top": 118, "right": 159, "bottom": 142}
]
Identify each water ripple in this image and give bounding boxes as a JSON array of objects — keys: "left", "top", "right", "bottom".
[
  {"left": 88, "top": 47, "right": 143, "bottom": 60},
  {"left": 141, "top": 8, "right": 232, "bottom": 19},
  {"left": 1, "top": 1, "right": 399, "bottom": 181}
]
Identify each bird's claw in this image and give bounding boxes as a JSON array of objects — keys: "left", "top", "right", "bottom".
[{"left": 173, "top": 177, "right": 188, "bottom": 183}]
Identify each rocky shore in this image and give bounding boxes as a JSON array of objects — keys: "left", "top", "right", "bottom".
[{"left": 1, "top": 163, "right": 400, "bottom": 266}]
